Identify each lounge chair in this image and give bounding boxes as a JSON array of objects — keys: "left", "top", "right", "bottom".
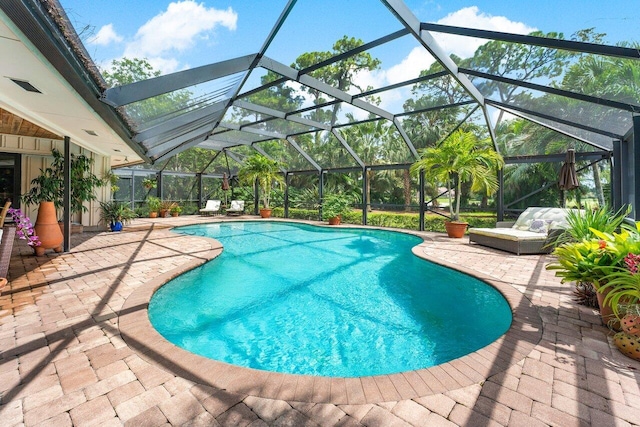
[
  {"left": 468, "top": 207, "right": 575, "bottom": 255},
  {"left": 199, "top": 200, "right": 221, "bottom": 216},
  {"left": 226, "top": 200, "right": 245, "bottom": 216}
]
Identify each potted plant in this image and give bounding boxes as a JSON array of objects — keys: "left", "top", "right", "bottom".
[
  {"left": 170, "top": 205, "right": 182, "bottom": 217},
  {"left": 22, "top": 148, "right": 104, "bottom": 236},
  {"left": 322, "top": 194, "right": 351, "bottom": 225},
  {"left": 238, "top": 154, "right": 284, "bottom": 218},
  {"left": 410, "top": 130, "right": 504, "bottom": 238},
  {"left": 547, "top": 224, "right": 640, "bottom": 328},
  {"left": 99, "top": 201, "right": 136, "bottom": 232},
  {"left": 146, "top": 196, "right": 161, "bottom": 218},
  {"left": 597, "top": 252, "right": 640, "bottom": 360},
  {"left": 159, "top": 200, "right": 177, "bottom": 218},
  {"left": 142, "top": 177, "right": 157, "bottom": 190},
  {"left": 554, "top": 206, "right": 631, "bottom": 308}
]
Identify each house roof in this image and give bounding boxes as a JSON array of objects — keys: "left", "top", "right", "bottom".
[{"left": 0, "top": 0, "right": 144, "bottom": 165}]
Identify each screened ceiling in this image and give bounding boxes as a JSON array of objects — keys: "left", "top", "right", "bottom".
[{"left": 98, "top": 0, "right": 640, "bottom": 172}]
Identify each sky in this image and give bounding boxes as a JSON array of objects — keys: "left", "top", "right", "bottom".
[{"left": 58, "top": 0, "right": 640, "bottom": 116}]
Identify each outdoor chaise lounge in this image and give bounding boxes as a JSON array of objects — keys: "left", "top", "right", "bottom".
[
  {"left": 468, "top": 207, "right": 574, "bottom": 255},
  {"left": 226, "top": 200, "right": 245, "bottom": 216},
  {"left": 199, "top": 200, "right": 221, "bottom": 216}
]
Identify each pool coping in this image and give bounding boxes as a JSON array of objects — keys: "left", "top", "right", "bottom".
[{"left": 119, "top": 218, "right": 543, "bottom": 404}]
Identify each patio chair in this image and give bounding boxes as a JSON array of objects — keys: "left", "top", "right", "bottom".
[
  {"left": 0, "top": 201, "right": 11, "bottom": 227},
  {"left": 0, "top": 225, "right": 16, "bottom": 284},
  {"left": 226, "top": 200, "right": 245, "bottom": 216},
  {"left": 199, "top": 200, "right": 221, "bottom": 216}
]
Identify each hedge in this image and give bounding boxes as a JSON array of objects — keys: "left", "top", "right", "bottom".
[{"left": 271, "top": 208, "right": 496, "bottom": 233}]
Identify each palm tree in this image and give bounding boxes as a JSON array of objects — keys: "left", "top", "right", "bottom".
[
  {"left": 410, "top": 130, "right": 504, "bottom": 221},
  {"left": 238, "top": 154, "right": 284, "bottom": 210}
]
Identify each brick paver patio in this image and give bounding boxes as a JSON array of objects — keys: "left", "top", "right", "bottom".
[{"left": 1, "top": 215, "right": 639, "bottom": 426}]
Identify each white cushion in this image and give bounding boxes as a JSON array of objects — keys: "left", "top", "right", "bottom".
[
  {"left": 512, "top": 207, "right": 574, "bottom": 231},
  {"left": 229, "top": 200, "right": 244, "bottom": 211},
  {"left": 199, "top": 200, "right": 221, "bottom": 212},
  {"left": 469, "top": 228, "right": 549, "bottom": 242}
]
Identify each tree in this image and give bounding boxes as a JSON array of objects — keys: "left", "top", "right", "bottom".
[
  {"left": 410, "top": 130, "right": 504, "bottom": 221},
  {"left": 238, "top": 154, "right": 284, "bottom": 210}
]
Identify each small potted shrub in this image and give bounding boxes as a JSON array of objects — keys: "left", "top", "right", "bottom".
[
  {"left": 99, "top": 201, "right": 136, "bottom": 232},
  {"left": 142, "top": 177, "right": 157, "bottom": 190},
  {"left": 170, "top": 205, "right": 182, "bottom": 217},
  {"left": 147, "top": 196, "right": 161, "bottom": 218},
  {"left": 322, "top": 194, "right": 351, "bottom": 225},
  {"left": 159, "top": 200, "right": 177, "bottom": 218}
]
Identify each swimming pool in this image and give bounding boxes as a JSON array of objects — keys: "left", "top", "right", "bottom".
[{"left": 149, "top": 221, "right": 512, "bottom": 377}]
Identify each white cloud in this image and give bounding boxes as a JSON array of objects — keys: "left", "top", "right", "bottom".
[
  {"left": 90, "top": 24, "right": 123, "bottom": 46},
  {"left": 433, "top": 6, "right": 536, "bottom": 60},
  {"left": 123, "top": 1, "right": 237, "bottom": 73},
  {"left": 360, "top": 7, "right": 537, "bottom": 113}
]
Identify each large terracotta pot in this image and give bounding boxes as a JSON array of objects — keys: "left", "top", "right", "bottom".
[
  {"left": 259, "top": 208, "right": 272, "bottom": 218},
  {"left": 445, "top": 220, "right": 468, "bottom": 238},
  {"left": 595, "top": 284, "right": 621, "bottom": 331},
  {"left": 34, "top": 201, "right": 63, "bottom": 255}
]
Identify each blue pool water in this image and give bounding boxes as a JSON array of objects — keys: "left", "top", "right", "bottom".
[{"left": 149, "top": 222, "right": 512, "bottom": 377}]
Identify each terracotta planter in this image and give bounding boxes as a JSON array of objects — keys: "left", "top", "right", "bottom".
[
  {"left": 171, "top": 212, "right": 179, "bottom": 217},
  {"left": 149, "top": 212, "right": 158, "bottom": 218},
  {"left": 259, "top": 208, "right": 272, "bottom": 218},
  {"left": 328, "top": 216, "right": 341, "bottom": 225},
  {"left": 595, "top": 285, "right": 621, "bottom": 331},
  {"left": 613, "top": 332, "right": 640, "bottom": 361},
  {"left": 159, "top": 209, "right": 168, "bottom": 218},
  {"left": 34, "top": 201, "right": 63, "bottom": 255},
  {"left": 445, "top": 220, "right": 468, "bottom": 238}
]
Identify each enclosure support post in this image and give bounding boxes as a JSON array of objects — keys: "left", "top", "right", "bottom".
[
  {"left": 130, "top": 170, "right": 135, "bottom": 210},
  {"left": 362, "top": 168, "right": 368, "bottom": 225},
  {"left": 197, "top": 173, "right": 203, "bottom": 209},
  {"left": 612, "top": 140, "right": 621, "bottom": 212},
  {"left": 254, "top": 177, "right": 259, "bottom": 215},
  {"left": 497, "top": 168, "right": 504, "bottom": 221},
  {"left": 419, "top": 170, "right": 425, "bottom": 231},
  {"left": 284, "top": 173, "right": 290, "bottom": 218},
  {"left": 319, "top": 171, "right": 324, "bottom": 221},
  {"left": 62, "top": 136, "right": 71, "bottom": 253},
  {"left": 633, "top": 115, "right": 640, "bottom": 219},
  {"left": 157, "top": 171, "right": 163, "bottom": 200}
]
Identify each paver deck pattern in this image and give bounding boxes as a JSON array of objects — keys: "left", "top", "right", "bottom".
[{"left": 1, "top": 216, "right": 639, "bottom": 426}]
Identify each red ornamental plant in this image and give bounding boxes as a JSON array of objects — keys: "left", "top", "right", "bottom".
[{"left": 7, "top": 208, "right": 41, "bottom": 248}]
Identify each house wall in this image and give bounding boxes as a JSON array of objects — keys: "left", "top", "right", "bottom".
[{"left": 0, "top": 133, "right": 111, "bottom": 228}]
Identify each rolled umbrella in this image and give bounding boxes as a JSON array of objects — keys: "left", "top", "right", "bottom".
[
  {"left": 221, "top": 173, "right": 230, "bottom": 191},
  {"left": 559, "top": 149, "right": 579, "bottom": 191}
]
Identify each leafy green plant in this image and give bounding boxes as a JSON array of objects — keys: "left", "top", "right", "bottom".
[
  {"left": 322, "top": 194, "right": 352, "bottom": 221},
  {"left": 99, "top": 201, "right": 136, "bottom": 226},
  {"left": 170, "top": 205, "right": 182, "bottom": 214},
  {"left": 146, "top": 196, "right": 161, "bottom": 213},
  {"left": 555, "top": 205, "right": 631, "bottom": 246},
  {"left": 547, "top": 226, "right": 640, "bottom": 288},
  {"left": 142, "top": 177, "right": 157, "bottom": 190},
  {"left": 238, "top": 154, "right": 284, "bottom": 209},
  {"left": 22, "top": 148, "right": 104, "bottom": 215},
  {"left": 410, "top": 130, "right": 504, "bottom": 221}
]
